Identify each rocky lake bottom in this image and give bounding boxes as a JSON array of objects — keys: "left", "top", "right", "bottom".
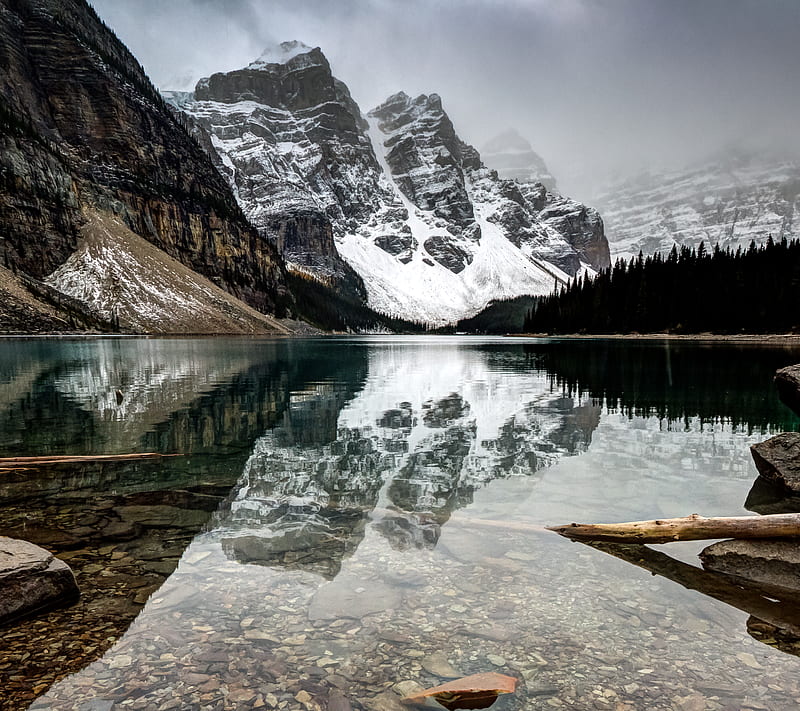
[{"left": 1, "top": 336, "right": 800, "bottom": 710}]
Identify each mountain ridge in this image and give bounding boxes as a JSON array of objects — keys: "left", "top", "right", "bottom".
[
  {"left": 597, "top": 154, "right": 800, "bottom": 262},
  {"left": 168, "top": 42, "right": 610, "bottom": 325}
]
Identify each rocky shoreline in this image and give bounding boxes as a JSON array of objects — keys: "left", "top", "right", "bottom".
[
  {"left": 517, "top": 333, "right": 800, "bottom": 342},
  {"left": 0, "top": 460, "right": 234, "bottom": 711}
]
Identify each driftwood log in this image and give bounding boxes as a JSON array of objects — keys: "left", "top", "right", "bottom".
[
  {"left": 0, "top": 453, "right": 180, "bottom": 471},
  {"left": 547, "top": 513, "right": 800, "bottom": 544}
]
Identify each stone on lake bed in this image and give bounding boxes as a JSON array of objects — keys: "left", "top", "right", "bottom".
[
  {"left": 113, "top": 505, "right": 209, "bottom": 529},
  {"left": 0, "top": 536, "right": 80, "bottom": 626},
  {"left": 328, "top": 689, "right": 353, "bottom": 711},
  {"left": 393, "top": 680, "right": 426, "bottom": 696},
  {"left": 421, "top": 651, "right": 463, "bottom": 678},
  {"left": 400, "top": 672, "right": 518, "bottom": 709}
]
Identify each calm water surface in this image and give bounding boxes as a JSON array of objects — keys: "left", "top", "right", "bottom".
[{"left": 2, "top": 336, "right": 800, "bottom": 710}]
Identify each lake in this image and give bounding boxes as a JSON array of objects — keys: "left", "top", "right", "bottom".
[{"left": 2, "top": 336, "right": 800, "bottom": 710}]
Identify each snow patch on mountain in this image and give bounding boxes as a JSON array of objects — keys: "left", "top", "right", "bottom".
[
  {"left": 247, "top": 41, "right": 313, "bottom": 70},
  {"left": 46, "top": 210, "right": 292, "bottom": 334},
  {"left": 333, "top": 119, "right": 568, "bottom": 323}
]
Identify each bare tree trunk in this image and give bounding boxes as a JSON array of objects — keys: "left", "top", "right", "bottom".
[
  {"left": 547, "top": 513, "right": 800, "bottom": 544},
  {"left": 0, "top": 453, "right": 181, "bottom": 471}
]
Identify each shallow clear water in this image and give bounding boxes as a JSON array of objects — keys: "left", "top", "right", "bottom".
[{"left": 3, "top": 336, "right": 800, "bottom": 710}]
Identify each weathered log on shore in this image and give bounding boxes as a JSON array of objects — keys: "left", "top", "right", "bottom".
[
  {"left": 0, "top": 453, "right": 181, "bottom": 471},
  {"left": 751, "top": 433, "right": 800, "bottom": 494},
  {"left": 547, "top": 513, "right": 800, "bottom": 544},
  {"left": 0, "top": 537, "right": 79, "bottom": 627},
  {"left": 775, "top": 365, "right": 800, "bottom": 418}
]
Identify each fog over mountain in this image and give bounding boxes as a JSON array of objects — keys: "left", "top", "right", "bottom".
[{"left": 89, "top": 0, "right": 800, "bottom": 200}]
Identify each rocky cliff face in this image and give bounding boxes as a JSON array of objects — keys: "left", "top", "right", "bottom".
[
  {"left": 0, "top": 0, "right": 289, "bottom": 330},
  {"left": 167, "top": 42, "right": 384, "bottom": 291},
  {"left": 169, "top": 43, "right": 610, "bottom": 325},
  {"left": 595, "top": 153, "right": 800, "bottom": 263}
]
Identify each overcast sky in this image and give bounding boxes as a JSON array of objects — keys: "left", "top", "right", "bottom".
[{"left": 90, "top": 0, "right": 800, "bottom": 199}]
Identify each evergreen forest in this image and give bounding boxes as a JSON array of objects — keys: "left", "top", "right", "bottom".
[{"left": 524, "top": 238, "right": 800, "bottom": 334}]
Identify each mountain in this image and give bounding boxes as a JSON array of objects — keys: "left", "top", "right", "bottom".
[
  {"left": 481, "top": 128, "right": 558, "bottom": 191},
  {"left": 167, "top": 43, "right": 610, "bottom": 325},
  {"left": 596, "top": 153, "right": 800, "bottom": 263},
  {"left": 0, "top": 0, "right": 291, "bottom": 333}
]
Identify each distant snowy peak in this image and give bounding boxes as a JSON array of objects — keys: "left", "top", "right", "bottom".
[
  {"left": 596, "top": 156, "right": 800, "bottom": 263},
  {"left": 482, "top": 128, "right": 557, "bottom": 192},
  {"left": 247, "top": 40, "right": 314, "bottom": 69}
]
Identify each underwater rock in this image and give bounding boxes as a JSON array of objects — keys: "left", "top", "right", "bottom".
[
  {"left": 0, "top": 537, "right": 79, "bottom": 626},
  {"left": 400, "top": 672, "right": 518, "bottom": 710}
]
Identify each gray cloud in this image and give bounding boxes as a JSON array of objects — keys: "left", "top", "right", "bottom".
[{"left": 91, "top": 0, "right": 800, "bottom": 199}]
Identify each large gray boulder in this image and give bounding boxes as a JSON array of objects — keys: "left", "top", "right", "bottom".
[
  {"left": 700, "top": 539, "right": 800, "bottom": 599},
  {"left": 775, "top": 365, "right": 800, "bottom": 418},
  {"left": 0, "top": 537, "right": 79, "bottom": 626},
  {"left": 750, "top": 433, "right": 800, "bottom": 494}
]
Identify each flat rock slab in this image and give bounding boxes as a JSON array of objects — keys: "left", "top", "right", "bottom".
[
  {"left": 114, "top": 505, "right": 209, "bottom": 529},
  {"left": 775, "top": 365, "right": 800, "bottom": 418},
  {"left": 0, "top": 536, "right": 79, "bottom": 626},
  {"left": 751, "top": 433, "right": 800, "bottom": 494},
  {"left": 700, "top": 539, "right": 800, "bottom": 597}
]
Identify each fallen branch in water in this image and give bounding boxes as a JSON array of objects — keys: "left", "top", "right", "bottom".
[
  {"left": 447, "top": 515, "right": 549, "bottom": 535},
  {"left": 547, "top": 513, "right": 800, "bottom": 544},
  {"left": 0, "top": 452, "right": 181, "bottom": 470}
]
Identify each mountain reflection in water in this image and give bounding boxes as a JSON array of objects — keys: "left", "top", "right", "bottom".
[
  {"left": 6, "top": 336, "right": 800, "bottom": 711},
  {"left": 216, "top": 341, "right": 602, "bottom": 579}
]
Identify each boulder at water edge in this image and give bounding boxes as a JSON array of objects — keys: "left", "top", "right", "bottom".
[
  {"left": 750, "top": 433, "right": 800, "bottom": 494},
  {"left": 700, "top": 539, "right": 800, "bottom": 599},
  {"left": 775, "top": 365, "right": 800, "bottom": 418},
  {"left": 0, "top": 537, "right": 79, "bottom": 626}
]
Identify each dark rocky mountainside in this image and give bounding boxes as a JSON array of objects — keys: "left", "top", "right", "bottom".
[{"left": 0, "top": 0, "right": 289, "bottom": 331}]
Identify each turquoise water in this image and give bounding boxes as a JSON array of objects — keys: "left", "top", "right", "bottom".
[{"left": 1, "top": 336, "right": 799, "bottom": 710}]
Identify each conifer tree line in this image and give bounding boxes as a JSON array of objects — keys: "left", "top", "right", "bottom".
[{"left": 524, "top": 237, "right": 800, "bottom": 334}]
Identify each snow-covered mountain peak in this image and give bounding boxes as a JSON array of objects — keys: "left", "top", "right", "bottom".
[
  {"left": 369, "top": 92, "right": 449, "bottom": 135},
  {"left": 482, "top": 128, "right": 557, "bottom": 192},
  {"left": 169, "top": 53, "right": 610, "bottom": 325},
  {"left": 247, "top": 40, "right": 315, "bottom": 69}
]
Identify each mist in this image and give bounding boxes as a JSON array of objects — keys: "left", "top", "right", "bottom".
[{"left": 90, "top": 0, "right": 800, "bottom": 200}]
